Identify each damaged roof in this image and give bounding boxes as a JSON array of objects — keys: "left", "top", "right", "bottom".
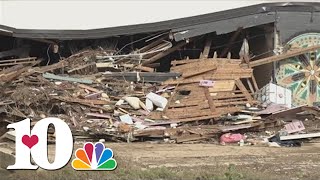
[{"left": 0, "top": 2, "right": 320, "bottom": 40}]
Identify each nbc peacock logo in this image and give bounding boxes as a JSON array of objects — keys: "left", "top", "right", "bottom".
[{"left": 72, "top": 142, "right": 117, "bottom": 170}]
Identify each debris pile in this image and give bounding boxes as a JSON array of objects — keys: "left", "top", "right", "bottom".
[{"left": 1, "top": 41, "right": 320, "bottom": 146}]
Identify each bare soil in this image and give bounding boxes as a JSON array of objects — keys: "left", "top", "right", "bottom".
[{"left": 1, "top": 142, "right": 320, "bottom": 180}]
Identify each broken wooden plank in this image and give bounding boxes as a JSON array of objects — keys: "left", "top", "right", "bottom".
[
  {"left": 171, "top": 58, "right": 242, "bottom": 68},
  {"left": 220, "top": 27, "right": 243, "bottom": 57},
  {"left": 0, "top": 59, "right": 40, "bottom": 67},
  {"left": 0, "top": 65, "right": 31, "bottom": 82},
  {"left": 43, "top": 73, "right": 93, "bottom": 84},
  {"left": 0, "top": 57, "right": 36, "bottom": 64},
  {"left": 163, "top": 71, "right": 253, "bottom": 85},
  {"left": 22, "top": 60, "right": 68, "bottom": 76},
  {"left": 235, "top": 79, "right": 253, "bottom": 103},
  {"left": 84, "top": 91, "right": 103, "bottom": 99},
  {"left": 78, "top": 84, "right": 101, "bottom": 93},
  {"left": 280, "top": 132, "right": 320, "bottom": 140},
  {"left": 171, "top": 115, "right": 217, "bottom": 122},
  {"left": 204, "top": 87, "right": 215, "bottom": 112},
  {"left": 86, "top": 113, "right": 112, "bottom": 119},
  {"left": 96, "top": 62, "right": 114, "bottom": 68},
  {"left": 67, "top": 63, "right": 97, "bottom": 75},
  {"left": 181, "top": 61, "right": 217, "bottom": 78},
  {"left": 208, "top": 80, "right": 235, "bottom": 92},
  {"left": 52, "top": 96, "right": 110, "bottom": 105},
  {"left": 103, "top": 72, "right": 180, "bottom": 83},
  {"left": 142, "top": 40, "right": 188, "bottom": 65},
  {"left": 250, "top": 45, "right": 320, "bottom": 67},
  {"left": 246, "top": 78, "right": 255, "bottom": 93},
  {"left": 199, "top": 35, "right": 213, "bottom": 59},
  {"left": 135, "top": 65, "right": 154, "bottom": 72},
  {"left": 251, "top": 75, "right": 259, "bottom": 91},
  {"left": 138, "top": 35, "right": 168, "bottom": 53}
]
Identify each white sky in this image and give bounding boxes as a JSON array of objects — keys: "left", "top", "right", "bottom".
[{"left": 0, "top": 0, "right": 318, "bottom": 30}]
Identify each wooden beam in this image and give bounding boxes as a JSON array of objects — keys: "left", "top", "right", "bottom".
[
  {"left": 235, "top": 79, "right": 253, "bottom": 103},
  {"left": 203, "top": 87, "right": 215, "bottom": 112},
  {"left": 22, "top": 60, "right": 68, "bottom": 77},
  {"left": 78, "top": 84, "right": 101, "bottom": 93},
  {"left": 43, "top": 73, "right": 93, "bottom": 84},
  {"left": 246, "top": 78, "right": 255, "bottom": 93},
  {"left": 138, "top": 35, "right": 168, "bottom": 53},
  {"left": 171, "top": 58, "right": 242, "bottom": 66},
  {"left": 181, "top": 61, "right": 217, "bottom": 78},
  {"left": 135, "top": 65, "right": 154, "bottom": 72},
  {"left": 142, "top": 40, "right": 188, "bottom": 65},
  {"left": 220, "top": 27, "right": 243, "bottom": 58},
  {"left": 251, "top": 75, "right": 259, "bottom": 91},
  {"left": 53, "top": 96, "right": 111, "bottom": 105},
  {"left": 250, "top": 45, "right": 320, "bottom": 67},
  {"left": 0, "top": 57, "right": 36, "bottom": 63},
  {"left": 199, "top": 35, "right": 212, "bottom": 59}
]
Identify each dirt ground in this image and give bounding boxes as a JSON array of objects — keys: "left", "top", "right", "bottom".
[{"left": 1, "top": 142, "right": 320, "bottom": 180}]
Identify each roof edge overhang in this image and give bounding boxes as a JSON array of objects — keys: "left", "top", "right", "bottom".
[{"left": 0, "top": 2, "right": 319, "bottom": 40}]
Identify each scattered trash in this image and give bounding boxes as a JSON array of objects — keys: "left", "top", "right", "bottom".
[
  {"left": 284, "top": 121, "right": 305, "bottom": 134},
  {"left": 220, "top": 133, "right": 245, "bottom": 145},
  {"left": 146, "top": 92, "right": 168, "bottom": 109},
  {"left": 120, "top": 114, "right": 133, "bottom": 125}
]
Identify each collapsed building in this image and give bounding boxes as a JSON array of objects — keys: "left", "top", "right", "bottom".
[{"left": 0, "top": 2, "right": 320, "bottom": 145}]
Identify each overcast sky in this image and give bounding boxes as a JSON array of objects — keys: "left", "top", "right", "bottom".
[{"left": 0, "top": 0, "right": 319, "bottom": 30}]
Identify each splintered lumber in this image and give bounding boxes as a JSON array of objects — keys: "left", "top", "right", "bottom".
[
  {"left": 199, "top": 35, "right": 213, "bottom": 59},
  {"left": 22, "top": 60, "right": 68, "bottom": 76},
  {"left": 171, "top": 58, "right": 242, "bottom": 66},
  {"left": 235, "top": 79, "right": 253, "bottom": 103},
  {"left": 135, "top": 65, "right": 154, "bottom": 72},
  {"left": 133, "top": 129, "right": 165, "bottom": 137},
  {"left": 67, "top": 63, "right": 97, "bottom": 75},
  {"left": 86, "top": 113, "right": 112, "bottom": 119},
  {"left": 163, "top": 56, "right": 255, "bottom": 122},
  {"left": 163, "top": 70, "right": 252, "bottom": 85},
  {"left": 43, "top": 73, "right": 93, "bottom": 84},
  {"left": 0, "top": 65, "right": 31, "bottom": 82},
  {"left": 0, "top": 57, "right": 38, "bottom": 67},
  {"left": 96, "top": 62, "right": 113, "bottom": 68},
  {"left": 78, "top": 84, "right": 101, "bottom": 93},
  {"left": 171, "top": 115, "right": 217, "bottom": 122},
  {"left": 53, "top": 96, "right": 111, "bottom": 105},
  {"left": 204, "top": 87, "right": 215, "bottom": 112},
  {"left": 250, "top": 45, "right": 320, "bottom": 67},
  {"left": 0, "top": 64, "right": 24, "bottom": 75},
  {"left": 102, "top": 72, "right": 180, "bottom": 82},
  {"left": 251, "top": 75, "right": 259, "bottom": 91},
  {"left": 142, "top": 40, "right": 188, "bottom": 65},
  {"left": 220, "top": 27, "right": 243, "bottom": 58},
  {"left": 180, "top": 61, "right": 217, "bottom": 78},
  {"left": 208, "top": 80, "right": 235, "bottom": 92},
  {"left": 137, "top": 35, "right": 168, "bottom": 53}
]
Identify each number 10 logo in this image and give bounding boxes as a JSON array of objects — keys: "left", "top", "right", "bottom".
[{"left": 7, "top": 118, "right": 73, "bottom": 170}]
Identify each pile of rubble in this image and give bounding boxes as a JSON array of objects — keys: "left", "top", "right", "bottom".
[{"left": 1, "top": 40, "right": 320, "bottom": 147}]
